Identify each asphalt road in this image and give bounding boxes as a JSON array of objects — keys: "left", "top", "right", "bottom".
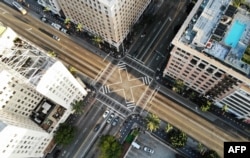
[{"left": 1, "top": 2, "right": 249, "bottom": 158}]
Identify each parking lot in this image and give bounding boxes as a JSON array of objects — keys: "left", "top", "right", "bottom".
[{"left": 125, "top": 132, "right": 178, "bottom": 158}]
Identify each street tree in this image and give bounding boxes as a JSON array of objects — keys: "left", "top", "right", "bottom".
[
  {"left": 197, "top": 142, "right": 207, "bottom": 155},
  {"left": 232, "top": 0, "right": 245, "bottom": 8},
  {"left": 99, "top": 135, "right": 122, "bottom": 158},
  {"left": 221, "top": 104, "right": 229, "bottom": 115},
  {"left": 54, "top": 123, "right": 76, "bottom": 146},
  {"left": 71, "top": 100, "right": 84, "bottom": 115},
  {"left": 92, "top": 36, "right": 103, "bottom": 48},
  {"left": 200, "top": 100, "right": 211, "bottom": 112},
  {"left": 64, "top": 18, "right": 71, "bottom": 29},
  {"left": 173, "top": 79, "right": 184, "bottom": 93},
  {"left": 43, "top": 6, "right": 50, "bottom": 12},
  {"left": 47, "top": 51, "right": 56, "bottom": 57},
  {"left": 76, "top": 23, "right": 83, "bottom": 32},
  {"left": 203, "top": 150, "right": 220, "bottom": 158},
  {"left": 165, "top": 123, "right": 173, "bottom": 133},
  {"left": 146, "top": 113, "right": 160, "bottom": 132},
  {"left": 169, "top": 130, "right": 188, "bottom": 148},
  {"left": 68, "top": 66, "right": 78, "bottom": 76}
]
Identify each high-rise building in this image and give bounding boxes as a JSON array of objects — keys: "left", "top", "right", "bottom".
[
  {"left": 163, "top": 0, "right": 250, "bottom": 121},
  {"left": 54, "top": 0, "right": 151, "bottom": 50},
  {"left": 0, "top": 22, "right": 88, "bottom": 157}
]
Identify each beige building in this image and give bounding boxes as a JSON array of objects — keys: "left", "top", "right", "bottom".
[
  {"left": 57, "top": 0, "right": 151, "bottom": 50},
  {"left": 0, "top": 22, "right": 88, "bottom": 157},
  {"left": 163, "top": 0, "right": 250, "bottom": 120}
]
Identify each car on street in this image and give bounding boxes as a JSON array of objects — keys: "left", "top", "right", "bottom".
[
  {"left": 94, "top": 123, "right": 101, "bottom": 132},
  {"left": 103, "top": 110, "right": 110, "bottom": 118},
  {"left": 143, "top": 146, "right": 154, "bottom": 154},
  {"left": 51, "top": 22, "right": 61, "bottom": 30},
  {"left": 112, "top": 117, "right": 119, "bottom": 126},
  {"left": 40, "top": 17, "right": 47, "bottom": 22},
  {"left": 60, "top": 28, "right": 69, "bottom": 34},
  {"left": 52, "top": 35, "right": 60, "bottom": 41},
  {"left": 53, "top": 149, "right": 61, "bottom": 158},
  {"left": 106, "top": 113, "right": 115, "bottom": 124}
]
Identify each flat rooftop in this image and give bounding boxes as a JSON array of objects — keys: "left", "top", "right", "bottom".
[{"left": 179, "top": 0, "right": 250, "bottom": 77}]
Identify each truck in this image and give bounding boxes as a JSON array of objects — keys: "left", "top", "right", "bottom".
[
  {"left": 12, "top": 2, "right": 27, "bottom": 15},
  {"left": 38, "top": 28, "right": 60, "bottom": 41}
]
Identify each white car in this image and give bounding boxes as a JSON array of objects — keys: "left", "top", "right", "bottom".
[
  {"left": 51, "top": 23, "right": 61, "bottom": 30},
  {"left": 52, "top": 35, "right": 60, "bottom": 41},
  {"left": 60, "top": 28, "right": 68, "bottom": 34},
  {"left": 102, "top": 110, "right": 110, "bottom": 118},
  {"left": 143, "top": 146, "right": 154, "bottom": 154},
  {"left": 106, "top": 113, "right": 115, "bottom": 124}
]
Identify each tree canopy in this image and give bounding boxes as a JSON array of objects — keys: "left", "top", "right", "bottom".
[
  {"left": 54, "top": 123, "right": 76, "bottom": 146},
  {"left": 99, "top": 135, "right": 122, "bottom": 158},
  {"left": 203, "top": 150, "right": 220, "bottom": 158},
  {"left": 71, "top": 100, "right": 84, "bottom": 115},
  {"left": 146, "top": 113, "right": 160, "bottom": 132},
  {"left": 200, "top": 101, "right": 212, "bottom": 112},
  {"left": 169, "top": 130, "right": 188, "bottom": 148}
]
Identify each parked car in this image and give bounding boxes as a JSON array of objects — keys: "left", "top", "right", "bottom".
[
  {"left": 51, "top": 22, "right": 61, "bottom": 30},
  {"left": 143, "top": 146, "right": 154, "bottom": 154},
  {"left": 60, "top": 28, "right": 69, "bottom": 34},
  {"left": 111, "top": 117, "right": 119, "bottom": 126},
  {"left": 106, "top": 113, "right": 115, "bottom": 123},
  {"left": 103, "top": 110, "right": 110, "bottom": 118},
  {"left": 94, "top": 123, "right": 101, "bottom": 132},
  {"left": 53, "top": 149, "right": 61, "bottom": 158},
  {"left": 40, "top": 17, "right": 47, "bottom": 22}
]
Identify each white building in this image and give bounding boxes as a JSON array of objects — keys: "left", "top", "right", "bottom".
[
  {"left": 0, "top": 22, "right": 88, "bottom": 157},
  {"left": 39, "top": 0, "right": 151, "bottom": 51}
]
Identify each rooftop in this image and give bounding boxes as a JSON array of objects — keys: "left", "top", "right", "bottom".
[{"left": 179, "top": 0, "right": 250, "bottom": 77}]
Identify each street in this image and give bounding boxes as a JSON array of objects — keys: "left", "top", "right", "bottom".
[{"left": 0, "top": 1, "right": 249, "bottom": 158}]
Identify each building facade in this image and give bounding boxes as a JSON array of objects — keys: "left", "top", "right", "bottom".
[
  {"left": 163, "top": 0, "right": 250, "bottom": 120},
  {"left": 56, "top": 0, "right": 151, "bottom": 50},
  {"left": 37, "top": 0, "right": 62, "bottom": 16},
  {"left": 0, "top": 22, "right": 88, "bottom": 157}
]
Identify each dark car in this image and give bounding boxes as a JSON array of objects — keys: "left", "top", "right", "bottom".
[
  {"left": 94, "top": 123, "right": 101, "bottom": 132},
  {"left": 53, "top": 149, "right": 61, "bottom": 158}
]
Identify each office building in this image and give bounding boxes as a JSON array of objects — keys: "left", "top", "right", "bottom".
[
  {"left": 163, "top": 0, "right": 250, "bottom": 120},
  {"left": 0, "top": 22, "right": 88, "bottom": 157},
  {"left": 57, "top": 0, "right": 151, "bottom": 50}
]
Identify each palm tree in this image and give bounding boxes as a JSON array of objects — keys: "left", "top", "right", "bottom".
[
  {"left": 76, "top": 23, "right": 83, "bottom": 32},
  {"left": 197, "top": 142, "right": 206, "bottom": 155},
  {"left": 232, "top": 0, "right": 245, "bottom": 8},
  {"left": 92, "top": 36, "right": 103, "bottom": 48},
  {"left": 146, "top": 113, "right": 160, "bottom": 132},
  {"left": 47, "top": 51, "right": 56, "bottom": 57},
  {"left": 200, "top": 101, "right": 211, "bottom": 112},
  {"left": 43, "top": 6, "right": 50, "bottom": 12},
  {"left": 165, "top": 123, "right": 173, "bottom": 133},
  {"left": 222, "top": 104, "right": 228, "bottom": 115},
  {"left": 64, "top": 18, "right": 71, "bottom": 29},
  {"left": 173, "top": 79, "right": 184, "bottom": 93},
  {"left": 71, "top": 100, "right": 84, "bottom": 115}
]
